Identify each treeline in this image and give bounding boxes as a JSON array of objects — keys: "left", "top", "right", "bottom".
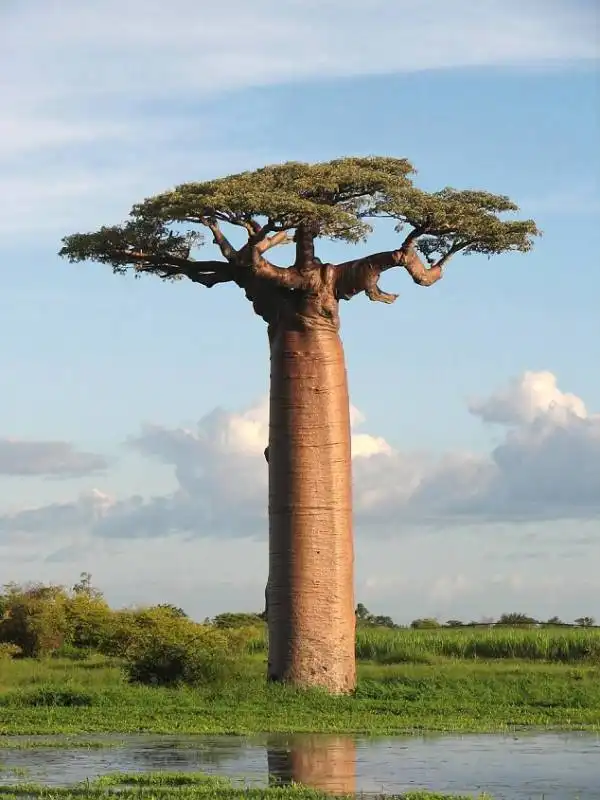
[
  {"left": 355, "top": 604, "right": 597, "bottom": 630},
  {"left": 2, "top": 576, "right": 599, "bottom": 675},
  {"left": 1, "top": 576, "right": 597, "bottom": 665}
]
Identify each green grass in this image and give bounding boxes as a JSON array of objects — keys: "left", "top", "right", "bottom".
[
  {"left": 0, "top": 654, "right": 598, "bottom": 735},
  {"left": 240, "top": 624, "right": 600, "bottom": 664},
  {"left": 0, "top": 771, "right": 494, "bottom": 799},
  {"left": 354, "top": 625, "right": 600, "bottom": 663}
]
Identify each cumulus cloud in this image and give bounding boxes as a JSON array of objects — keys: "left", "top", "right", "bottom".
[
  {"left": 0, "top": 438, "right": 107, "bottom": 478},
  {"left": 469, "top": 370, "right": 587, "bottom": 425},
  {"left": 1, "top": 0, "right": 597, "bottom": 237},
  {"left": 1, "top": 370, "right": 599, "bottom": 541}
]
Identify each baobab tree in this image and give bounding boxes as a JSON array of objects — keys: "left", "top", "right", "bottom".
[{"left": 60, "top": 157, "right": 539, "bottom": 693}]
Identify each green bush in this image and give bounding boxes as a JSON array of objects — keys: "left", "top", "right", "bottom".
[
  {"left": 16, "top": 686, "right": 95, "bottom": 707},
  {"left": 64, "top": 590, "right": 113, "bottom": 650},
  {"left": 124, "top": 622, "right": 242, "bottom": 687},
  {"left": 0, "top": 583, "right": 68, "bottom": 657}
]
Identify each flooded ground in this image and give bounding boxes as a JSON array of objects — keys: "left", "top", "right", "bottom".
[{"left": 0, "top": 732, "right": 598, "bottom": 798}]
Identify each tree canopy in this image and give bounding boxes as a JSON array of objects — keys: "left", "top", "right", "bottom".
[{"left": 60, "top": 156, "right": 540, "bottom": 322}]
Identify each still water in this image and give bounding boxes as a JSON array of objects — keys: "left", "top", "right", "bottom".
[{"left": 0, "top": 732, "right": 598, "bottom": 798}]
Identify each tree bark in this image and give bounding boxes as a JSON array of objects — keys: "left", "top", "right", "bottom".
[{"left": 267, "top": 321, "right": 356, "bottom": 693}]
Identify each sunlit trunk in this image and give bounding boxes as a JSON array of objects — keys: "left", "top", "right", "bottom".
[
  {"left": 267, "top": 324, "right": 356, "bottom": 693},
  {"left": 267, "top": 734, "right": 356, "bottom": 794}
]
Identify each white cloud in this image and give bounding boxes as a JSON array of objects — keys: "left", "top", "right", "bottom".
[
  {"left": 1, "top": 370, "right": 599, "bottom": 542},
  {"left": 469, "top": 370, "right": 588, "bottom": 425},
  {"left": 1, "top": 0, "right": 597, "bottom": 237},
  {"left": 0, "top": 438, "right": 107, "bottom": 477}
]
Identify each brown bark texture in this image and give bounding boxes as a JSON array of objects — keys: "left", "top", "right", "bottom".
[
  {"left": 267, "top": 323, "right": 356, "bottom": 693},
  {"left": 266, "top": 735, "right": 356, "bottom": 795}
]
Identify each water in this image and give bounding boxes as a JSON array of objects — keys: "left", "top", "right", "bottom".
[{"left": 0, "top": 732, "right": 598, "bottom": 798}]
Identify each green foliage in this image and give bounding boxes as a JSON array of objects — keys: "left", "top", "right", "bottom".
[
  {"left": 59, "top": 156, "right": 539, "bottom": 279},
  {"left": 387, "top": 186, "right": 540, "bottom": 261},
  {"left": 355, "top": 625, "right": 600, "bottom": 664},
  {"left": 64, "top": 588, "right": 113, "bottom": 651},
  {"left": 155, "top": 603, "right": 189, "bottom": 618},
  {"left": 14, "top": 686, "right": 95, "bottom": 708},
  {"left": 124, "top": 621, "right": 242, "bottom": 687},
  {"left": 212, "top": 612, "right": 264, "bottom": 629},
  {"left": 0, "top": 769, "right": 494, "bottom": 800},
  {"left": 498, "top": 612, "right": 538, "bottom": 626},
  {"left": 0, "top": 583, "right": 69, "bottom": 657},
  {"left": 96, "top": 606, "right": 187, "bottom": 658}
]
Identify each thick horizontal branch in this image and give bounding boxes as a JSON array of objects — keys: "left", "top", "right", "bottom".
[
  {"left": 118, "top": 251, "right": 234, "bottom": 286},
  {"left": 332, "top": 227, "right": 464, "bottom": 304}
]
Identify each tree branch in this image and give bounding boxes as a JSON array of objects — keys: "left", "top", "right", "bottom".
[
  {"left": 118, "top": 251, "right": 234, "bottom": 287},
  {"left": 201, "top": 219, "right": 237, "bottom": 262},
  {"left": 332, "top": 226, "right": 468, "bottom": 303},
  {"left": 256, "top": 230, "right": 293, "bottom": 253},
  {"left": 249, "top": 249, "right": 303, "bottom": 289}
]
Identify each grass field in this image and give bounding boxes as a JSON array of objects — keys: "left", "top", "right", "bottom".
[
  {"left": 1, "top": 651, "right": 598, "bottom": 736},
  {"left": 0, "top": 771, "right": 493, "bottom": 800},
  {"left": 237, "top": 623, "right": 600, "bottom": 664},
  {"left": 353, "top": 625, "right": 600, "bottom": 663}
]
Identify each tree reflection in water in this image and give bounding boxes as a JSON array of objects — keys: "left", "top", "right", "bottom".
[{"left": 267, "top": 734, "right": 356, "bottom": 795}]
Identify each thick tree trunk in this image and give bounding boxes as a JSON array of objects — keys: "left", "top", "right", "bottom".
[{"left": 267, "top": 323, "right": 356, "bottom": 693}]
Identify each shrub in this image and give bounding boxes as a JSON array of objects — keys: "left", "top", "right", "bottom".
[
  {"left": 64, "top": 590, "right": 113, "bottom": 650},
  {"left": 18, "top": 686, "right": 95, "bottom": 707},
  {"left": 0, "top": 583, "right": 68, "bottom": 657},
  {"left": 124, "top": 622, "right": 242, "bottom": 687}
]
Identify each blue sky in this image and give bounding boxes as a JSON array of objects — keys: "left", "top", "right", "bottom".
[{"left": 1, "top": 0, "right": 599, "bottom": 623}]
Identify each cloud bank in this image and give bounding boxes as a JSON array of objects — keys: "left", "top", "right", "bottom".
[{"left": 1, "top": 371, "right": 598, "bottom": 541}]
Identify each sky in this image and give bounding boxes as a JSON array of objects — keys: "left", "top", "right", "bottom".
[{"left": 1, "top": 0, "right": 599, "bottom": 624}]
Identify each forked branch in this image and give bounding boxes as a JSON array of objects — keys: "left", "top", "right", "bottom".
[{"left": 333, "top": 228, "right": 468, "bottom": 303}]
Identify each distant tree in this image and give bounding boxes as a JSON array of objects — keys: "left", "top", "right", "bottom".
[
  {"left": 355, "top": 603, "right": 372, "bottom": 622},
  {"left": 354, "top": 604, "right": 396, "bottom": 628},
  {"left": 72, "top": 572, "right": 104, "bottom": 599},
  {"left": 445, "top": 619, "right": 464, "bottom": 627},
  {"left": 498, "top": 612, "right": 538, "bottom": 626},
  {"left": 574, "top": 616, "right": 595, "bottom": 627},
  {"left": 60, "top": 157, "right": 539, "bottom": 693},
  {"left": 212, "top": 612, "right": 264, "bottom": 629},
  {"left": 410, "top": 618, "right": 441, "bottom": 629},
  {"left": 370, "top": 615, "right": 397, "bottom": 629},
  {"left": 544, "top": 616, "right": 563, "bottom": 626}
]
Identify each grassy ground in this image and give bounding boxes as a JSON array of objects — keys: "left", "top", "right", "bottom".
[
  {"left": 352, "top": 625, "right": 600, "bottom": 663},
  {"left": 1, "top": 654, "right": 598, "bottom": 735},
  {"left": 0, "top": 771, "right": 493, "bottom": 800}
]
